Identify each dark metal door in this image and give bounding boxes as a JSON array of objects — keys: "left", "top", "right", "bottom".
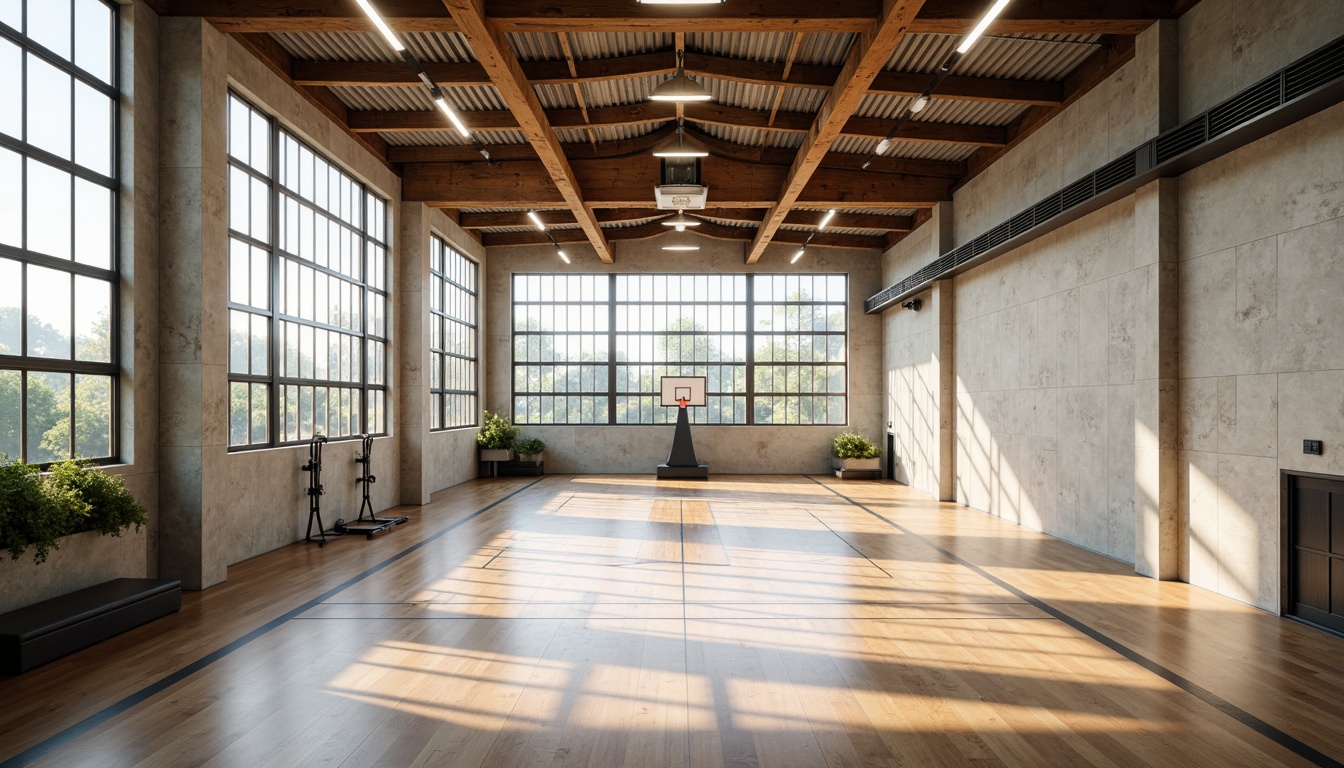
[
  {"left": 886, "top": 433, "right": 895, "bottom": 480},
  {"left": 1288, "top": 474, "right": 1344, "bottom": 634}
]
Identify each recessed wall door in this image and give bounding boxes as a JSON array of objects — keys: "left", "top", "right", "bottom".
[{"left": 1288, "top": 474, "right": 1344, "bottom": 634}]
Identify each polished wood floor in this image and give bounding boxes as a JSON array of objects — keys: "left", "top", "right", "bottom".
[{"left": 3, "top": 475, "right": 1344, "bottom": 767}]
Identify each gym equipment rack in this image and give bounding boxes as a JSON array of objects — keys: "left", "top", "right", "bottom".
[
  {"left": 336, "top": 435, "right": 409, "bottom": 539},
  {"left": 303, "top": 435, "right": 343, "bottom": 546}
]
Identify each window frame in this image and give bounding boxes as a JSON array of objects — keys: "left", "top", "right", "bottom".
[
  {"left": 0, "top": 0, "right": 122, "bottom": 465},
  {"left": 225, "top": 90, "right": 390, "bottom": 451},
  {"left": 429, "top": 234, "right": 479, "bottom": 432},
  {"left": 509, "top": 273, "right": 849, "bottom": 427}
]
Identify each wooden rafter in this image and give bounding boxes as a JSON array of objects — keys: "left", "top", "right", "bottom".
[
  {"left": 170, "top": 0, "right": 1172, "bottom": 34},
  {"left": 482, "top": 222, "right": 886, "bottom": 250},
  {"left": 746, "top": 0, "right": 927, "bottom": 264},
  {"left": 767, "top": 33, "right": 804, "bottom": 127},
  {"left": 348, "top": 103, "right": 1007, "bottom": 145},
  {"left": 291, "top": 52, "right": 1064, "bottom": 107},
  {"left": 458, "top": 208, "right": 914, "bottom": 231},
  {"left": 401, "top": 155, "right": 952, "bottom": 209},
  {"left": 439, "top": 0, "right": 613, "bottom": 263}
]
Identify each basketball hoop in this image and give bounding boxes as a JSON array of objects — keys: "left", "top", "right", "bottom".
[{"left": 677, "top": 398, "right": 689, "bottom": 409}]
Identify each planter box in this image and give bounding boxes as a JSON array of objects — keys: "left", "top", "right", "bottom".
[
  {"left": 479, "top": 448, "right": 513, "bottom": 462},
  {"left": 832, "top": 457, "right": 880, "bottom": 471},
  {"left": 516, "top": 453, "right": 543, "bottom": 465}
]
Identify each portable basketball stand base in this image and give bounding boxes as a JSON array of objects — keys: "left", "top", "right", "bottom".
[
  {"left": 336, "top": 435, "right": 409, "bottom": 539},
  {"left": 657, "top": 378, "right": 709, "bottom": 480}
]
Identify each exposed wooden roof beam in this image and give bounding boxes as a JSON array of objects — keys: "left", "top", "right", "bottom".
[
  {"left": 482, "top": 222, "right": 886, "bottom": 250},
  {"left": 387, "top": 133, "right": 967, "bottom": 178},
  {"left": 292, "top": 52, "right": 1063, "bottom": 106},
  {"left": 440, "top": 0, "right": 612, "bottom": 263},
  {"left": 746, "top": 0, "right": 927, "bottom": 264},
  {"left": 767, "top": 33, "right": 805, "bottom": 127},
  {"left": 959, "top": 35, "right": 1136, "bottom": 187},
  {"left": 175, "top": 0, "right": 1169, "bottom": 35},
  {"left": 402, "top": 156, "right": 952, "bottom": 209},
  {"left": 227, "top": 33, "right": 391, "bottom": 169},
  {"left": 458, "top": 208, "right": 914, "bottom": 231},
  {"left": 350, "top": 103, "right": 1006, "bottom": 145}
]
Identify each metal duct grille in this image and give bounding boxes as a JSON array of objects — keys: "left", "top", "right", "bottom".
[{"left": 865, "top": 32, "right": 1344, "bottom": 315}]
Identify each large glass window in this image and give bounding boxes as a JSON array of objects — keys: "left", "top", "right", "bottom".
[
  {"left": 227, "top": 93, "right": 389, "bottom": 449},
  {"left": 0, "top": 0, "right": 119, "bottom": 463},
  {"left": 511, "top": 274, "right": 847, "bottom": 426},
  {"left": 430, "top": 236, "right": 478, "bottom": 430}
]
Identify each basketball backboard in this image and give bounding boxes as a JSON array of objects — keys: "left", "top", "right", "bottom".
[{"left": 660, "top": 376, "right": 707, "bottom": 407}]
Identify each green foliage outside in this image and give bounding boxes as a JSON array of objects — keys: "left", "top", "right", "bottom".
[
  {"left": 0, "top": 458, "right": 148, "bottom": 564},
  {"left": 833, "top": 432, "right": 880, "bottom": 460},
  {"left": 0, "top": 308, "right": 114, "bottom": 463},
  {"left": 476, "top": 410, "right": 519, "bottom": 450}
]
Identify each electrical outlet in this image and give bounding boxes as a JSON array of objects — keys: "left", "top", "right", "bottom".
[{"left": 1303, "top": 439, "right": 1323, "bottom": 455}]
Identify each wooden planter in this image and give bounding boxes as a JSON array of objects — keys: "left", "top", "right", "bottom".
[
  {"left": 832, "top": 457, "right": 880, "bottom": 471},
  {"left": 516, "top": 452, "right": 543, "bottom": 465}
]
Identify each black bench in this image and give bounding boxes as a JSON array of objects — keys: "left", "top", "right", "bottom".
[{"left": 0, "top": 578, "right": 182, "bottom": 675}]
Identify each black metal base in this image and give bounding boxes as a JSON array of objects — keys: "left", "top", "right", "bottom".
[
  {"left": 337, "top": 516, "right": 409, "bottom": 540},
  {"left": 657, "top": 463, "right": 709, "bottom": 480}
]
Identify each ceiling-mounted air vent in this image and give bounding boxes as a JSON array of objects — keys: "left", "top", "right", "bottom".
[
  {"left": 655, "top": 157, "right": 708, "bottom": 210},
  {"left": 865, "top": 32, "right": 1344, "bottom": 315}
]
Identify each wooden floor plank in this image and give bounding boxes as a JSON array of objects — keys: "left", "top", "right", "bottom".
[{"left": 1, "top": 475, "right": 1341, "bottom": 767}]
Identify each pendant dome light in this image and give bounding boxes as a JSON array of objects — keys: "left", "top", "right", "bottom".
[
  {"left": 661, "top": 229, "right": 701, "bottom": 251},
  {"left": 660, "top": 210, "right": 701, "bottom": 229},
  {"left": 652, "top": 124, "right": 710, "bottom": 158},
  {"left": 649, "top": 50, "right": 712, "bottom": 103}
]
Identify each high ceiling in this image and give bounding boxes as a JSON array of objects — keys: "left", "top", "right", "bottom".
[{"left": 158, "top": 0, "right": 1194, "bottom": 262}]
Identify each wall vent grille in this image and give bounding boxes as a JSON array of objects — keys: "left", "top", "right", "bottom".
[{"left": 866, "top": 33, "right": 1344, "bottom": 315}]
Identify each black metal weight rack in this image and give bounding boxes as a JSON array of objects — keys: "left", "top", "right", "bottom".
[
  {"left": 336, "top": 435, "right": 408, "bottom": 539},
  {"left": 303, "top": 434, "right": 343, "bottom": 546}
]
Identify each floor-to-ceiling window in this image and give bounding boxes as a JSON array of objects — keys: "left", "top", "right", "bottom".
[
  {"left": 429, "top": 235, "right": 478, "bottom": 430},
  {"left": 226, "top": 93, "right": 389, "bottom": 448},
  {"left": 0, "top": 0, "right": 119, "bottom": 463},
  {"left": 511, "top": 274, "right": 847, "bottom": 426}
]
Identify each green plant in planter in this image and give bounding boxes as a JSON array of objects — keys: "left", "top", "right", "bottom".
[
  {"left": 833, "top": 432, "right": 880, "bottom": 460},
  {"left": 0, "top": 459, "right": 148, "bottom": 564},
  {"left": 47, "top": 460, "right": 148, "bottom": 538},
  {"left": 515, "top": 437, "right": 545, "bottom": 460},
  {"left": 476, "top": 410, "right": 520, "bottom": 450}
]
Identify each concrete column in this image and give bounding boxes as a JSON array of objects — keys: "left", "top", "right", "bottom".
[
  {"left": 157, "top": 18, "right": 229, "bottom": 589},
  {"left": 1133, "top": 178, "right": 1180, "bottom": 579},
  {"left": 396, "top": 203, "right": 432, "bottom": 505},
  {"left": 929, "top": 201, "right": 956, "bottom": 501}
]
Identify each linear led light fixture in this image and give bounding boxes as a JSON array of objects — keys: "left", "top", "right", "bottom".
[
  {"left": 555, "top": 246, "right": 570, "bottom": 264},
  {"left": 649, "top": 50, "right": 713, "bottom": 102},
  {"left": 791, "top": 248, "right": 806, "bottom": 264},
  {"left": 636, "top": 0, "right": 726, "bottom": 4},
  {"left": 527, "top": 211, "right": 547, "bottom": 231},
  {"left": 434, "top": 90, "right": 471, "bottom": 137},
  {"left": 957, "top": 0, "right": 1013, "bottom": 54},
  {"left": 355, "top": 0, "right": 406, "bottom": 52},
  {"left": 817, "top": 209, "right": 836, "bottom": 231}
]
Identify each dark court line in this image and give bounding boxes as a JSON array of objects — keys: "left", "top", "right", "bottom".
[
  {"left": 806, "top": 475, "right": 1344, "bottom": 768},
  {"left": 2, "top": 477, "right": 548, "bottom": 768}
]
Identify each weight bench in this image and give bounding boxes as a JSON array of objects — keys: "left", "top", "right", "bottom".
[{"left": 0, "top": 578, "right": 182, "bottom": 675}]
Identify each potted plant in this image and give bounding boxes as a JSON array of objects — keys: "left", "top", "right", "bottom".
[
  {"left": 0, "top": 458, "right": 148, "bottom": 565},
  {"left": 832, "top": 432, "right": 880, "bottom": 471},
  {"left": 515, "top": 437, "right": 545, "bottom": 465},
  {"left": 476, "top": 410, "right": 519, "bottom": 463}
]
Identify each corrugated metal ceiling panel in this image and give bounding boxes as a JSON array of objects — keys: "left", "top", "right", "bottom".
[
  {"left": 269, "top": 32, "right": 392, "bottom": 62},
  {"left": 689, "top": 32, "right": 794, "bottom": 62},
  {"left": 708, "top": 79, "right": 778, "bottom": 112},
  {"left": 796, "top": 32, "right": 855, "bottom": 66},
  {"left": 566, "top": 32, "right": 672, "bottom": 59},
  {"left": 507, "top": 32, "right": 562, "bottom": 61},
  {"left": 382, "top": 128, "right": 530, "bottom": 146},
  {"left": 402, "top": 31, "right": 477, "bottom": 63},
  {"left": 581, "top": 74, "right": 662, "bottom": 108},
  {"left": 857, "top": 92, "right": 1027, "bottom": 125},
  {"left": 886, "top": 32, "right": 1100, "bottom": 81},
  {"left": 330, "top": 85, "right": 434, "bottom": 111}
]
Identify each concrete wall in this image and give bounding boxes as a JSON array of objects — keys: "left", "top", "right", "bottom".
[
  {"left": 879, "top": 0, "right": 1344, "bottom": 611},
  {"left": 485, "top": 239, "right": 883, "bottom": 474}
]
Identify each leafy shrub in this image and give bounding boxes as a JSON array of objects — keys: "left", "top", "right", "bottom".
[
  {"left": 515, "top": 437, "right": 545, "bottom": 456},
  {"left": 833, "top": 432, "right": 880, "bottom": 460},
  {"left": 0, "top": 458, "right": 148, "bottom": 564},
  {"left": 476, "top": 410, "right": 520, "bottom": 450}
]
